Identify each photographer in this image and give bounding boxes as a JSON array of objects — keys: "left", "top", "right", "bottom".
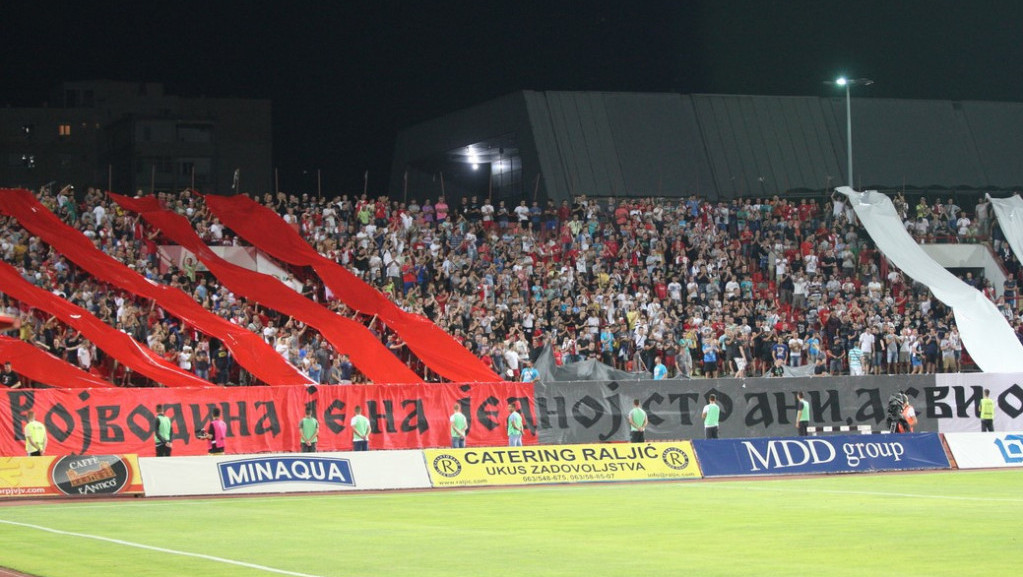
[
  {"left": 886, "top": 392, "right": 917, "bottom": 433},
  {"left": 197, "top": 407, "right": 227, "bottom": 453},
  {"left": 902, "top": 395, "right": 917, "bottom": 432},
  {"left": 886, "top": 392, "right": 907, "bottom": 433}
]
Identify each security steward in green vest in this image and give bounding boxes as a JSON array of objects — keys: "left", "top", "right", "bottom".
[
  {"left": 628, "top": 399, "right": 648, "bottom": 443},
  {"left": 300, "top": 407, "right": 320, "bottom": 452},
  {"left": 796, "top": 392, "right": 811, "bottom": 436},
  {"left": 979, "top": 389, "right": 995, "bottom": 432},
  {"left": 703, "top": 394, "right": 721, "bottom": 439},
  {"left": 154, "top": 404, "right": 173, "bottom": 457}
]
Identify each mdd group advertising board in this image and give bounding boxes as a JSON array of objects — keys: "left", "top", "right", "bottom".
[
  {"left": 423, "top": 442, "right": 701, "bottom": 487},
  {"left": 0, "top": 455, "right": 143, "bottom": 498},
  {"left": 694, "top": 433, "right": 950, "bottom": 477}
]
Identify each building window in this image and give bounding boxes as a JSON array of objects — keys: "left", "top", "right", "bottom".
[
  {"left": 59, "top": 124, "right": 72, "bottom": 137},
  {"left": 138, "top": 157, "right": 175, "bottom": 175},
  {"left": 179, "top": 157, "right": 212, "bottom": 176},
  {"left": 177, "top": 124, "right": 213, "bottom": 143}
]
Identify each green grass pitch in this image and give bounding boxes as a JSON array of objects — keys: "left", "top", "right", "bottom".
[{"left": 1, "top": 470, "right": 1021, "bottom": 577}]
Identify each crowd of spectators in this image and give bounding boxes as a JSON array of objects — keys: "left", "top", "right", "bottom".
[{"left": 2, "top": 182, "right": 1022, "bottom": 388}]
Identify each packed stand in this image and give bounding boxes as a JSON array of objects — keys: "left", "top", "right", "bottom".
[{"left": 1, "top": 183, "right": 1021, "bottom": 388}]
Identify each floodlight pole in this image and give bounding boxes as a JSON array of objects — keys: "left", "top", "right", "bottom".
[
  {"left": 843, "top": 81, "right": 852, "bottom": 188},
  {"left": 830, "top": 77, "right": 873, "bottom": 189}
]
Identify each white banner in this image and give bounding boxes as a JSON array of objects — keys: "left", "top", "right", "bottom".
[
  {"left": 987, "top": 194, "right": 1023, "bottom": 274},
  {"left": 944, "top": 432, "right": 1023, "bottom": 469},
  {"left": 839, "top": 187, "right": 1023, "bottom": 373},
  {"left": 933, "top": 373, "right": 1023, "bottom": 433},
  {"left": 139, "top": 450, "right": 431, "bottom": 497}
]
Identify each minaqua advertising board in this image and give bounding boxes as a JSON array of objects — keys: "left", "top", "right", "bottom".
[
  {"left": 139, "top": 450, "right": 431, "bottom": 496},
  {"left": 944, "top": 432, "right": 1023, "bottom": 469},
  {"left": 0, "top": 455, "right": 143, "bottom": 498},
  {"left": 694, "top": 433, "right": 950, "bottom": 477},
  {"left": 423, "top": 442, "right": 701, "bottom": 487}
]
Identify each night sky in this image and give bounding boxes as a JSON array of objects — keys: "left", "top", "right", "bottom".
[{"left": 4, "top": 1, "right": 1021, "bottom": 195}]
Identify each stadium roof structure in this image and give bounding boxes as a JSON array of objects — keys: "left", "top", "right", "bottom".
[{"left": 389, "top": 90, "right": 1023, "bottom": 203}]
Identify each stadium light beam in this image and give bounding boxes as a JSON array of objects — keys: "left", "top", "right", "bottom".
[{"left": 826, "top": 76, "right": 873, "bottom": 188}]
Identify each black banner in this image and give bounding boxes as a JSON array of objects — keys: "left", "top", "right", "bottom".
[{"left": 534, "top": 375, "right": 937, "bottom": 444}]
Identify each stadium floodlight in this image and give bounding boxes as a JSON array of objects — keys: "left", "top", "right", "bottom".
[{"left": 825, "top": 76, "right": 873, "bottom": 188}]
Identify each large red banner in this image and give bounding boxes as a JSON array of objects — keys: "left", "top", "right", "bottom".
[
  {"left": 0, "top": 260, "right": 213, "bottom": 388},
  {"left": 0, "top": 336, "right": 112, "bottom": 389},
  {"left": 111, "top": 193, "right": 421, "bottom": 384},
  {"left": 0, "top": 189, "right": 312, "bottom": 386},
  {"left": 1, "top": 383, "right": 537, "bottom": 457},
  {"left": 204, "top": 194, "right": 500, "bottom": 383}
]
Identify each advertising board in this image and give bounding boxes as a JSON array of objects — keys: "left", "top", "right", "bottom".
[
  {"left": 943, "top": 432, "right": 1023, "bottom": 469},
  {"left": 0, "top": 454, "right": 143, "bottom": 498},
  {"left": 694, "top": 433, "right": 950, "bottom": 477},
  {"left": 138, "top": 450, "right": 431, "bottom": 496},
  {"left": 423, "top": 442, "right": 701, "bottom": 487}
]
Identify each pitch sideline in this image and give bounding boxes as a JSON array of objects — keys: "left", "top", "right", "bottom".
[
  {"left": 710, "top": 482, "right": 1023, "bottom": 502},
  {"left": 0, "top": 518, "right": 332, "bottom": 577}
]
